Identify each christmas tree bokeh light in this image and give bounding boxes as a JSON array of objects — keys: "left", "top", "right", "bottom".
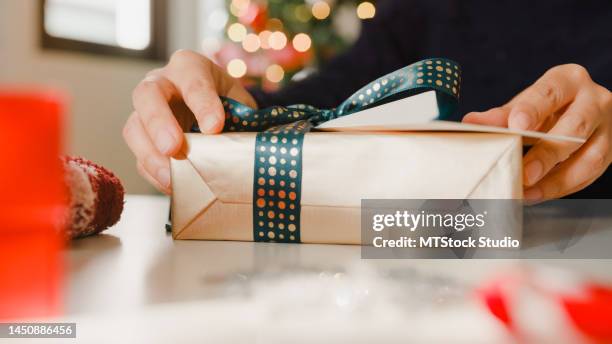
[{"left": 213, "top": 0, "right": 376, "bottom": 91}]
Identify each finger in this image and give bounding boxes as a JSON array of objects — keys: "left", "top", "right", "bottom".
[
  {"left": 524, "top": 126, "right": 610, "bottom": 202},
  {"left": 462, "top": 107, "right": 510, "bottom": 127},
  {"left": 132, "top": 75, "right": 183, "bottom": 156},
  {"left": 123, "top": 112, "right": 172, "bottom": 191},
  {"left": 176, "top": 76, "right": 225, "bottom": 134},
  {"left": 226, "top": 81, "right": 258, "bottom": 109},
  {"left": 137, "top": 161, "right": 170, "bottom": 195},
  {"left": 522, "top": 91, "right": 602, "bottom": 186},
  {"left": 507, "top": 64, "right": 587, "bottom": 131},
  {"left": 166, "top": 50, "right": 225, "bottom": 133}
]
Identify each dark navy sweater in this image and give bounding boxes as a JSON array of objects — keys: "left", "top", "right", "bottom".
[{"left": 251, "top": 0, "right": 612, "bottom": 198}]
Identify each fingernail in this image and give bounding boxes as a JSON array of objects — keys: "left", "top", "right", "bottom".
[
  {"left": 524, "top": 160, "right": 543, "bottom": 185},
  {"left": 509, "top": 111, "right": 532, "bottom": 130},
  {"left": 524, "top": 187, "right": 542, "bottom": 202},
  {"left": 157, "top": 167, "right": 171, "bottom": 188},
  {"left": 201, "top": 115, "right": 220, "bottom": 133},
  {"left": 156, "top": 129, "right": 177, "bottom": 155}
]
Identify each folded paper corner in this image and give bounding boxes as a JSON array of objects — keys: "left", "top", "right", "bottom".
[
  {"left": 170, "top": 156, "right": 218, "bottom": 237},
  {"left": 467, "top": 134, "right": 523, "bottom": 199}
]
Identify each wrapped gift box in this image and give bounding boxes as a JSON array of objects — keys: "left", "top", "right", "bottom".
[
  {"left": 171, "top": 130, "right": 522, "bottom": 244},
  {"left": 170, "top": 61, "right": 582, "bottom": 245}
]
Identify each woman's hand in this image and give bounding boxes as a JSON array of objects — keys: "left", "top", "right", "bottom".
[
  {"left": 463, "top": 64, "right": 612, "bottom": 202},
  {"left": 123, "top": 50, "right": 257, "bottom": 194}
]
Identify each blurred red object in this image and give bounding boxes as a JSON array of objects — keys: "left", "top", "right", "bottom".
[
  {"left": 477, "top": 266, "right": 612, "bottom": 344},
  {"left": 0, "top": 89, "right": 67, "bottom": 319},
  {"left": 564, "top": 284, "right": 612, "bottom": 343},
  {"left": 238, "top": 2, "right": 267, "bottom": 32}
]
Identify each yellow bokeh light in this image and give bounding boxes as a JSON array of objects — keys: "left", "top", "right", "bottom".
[
  {"left": 292, "top": 33, "right": 312, "bottom": 52},
  {"left": 227, "top": 23, "right": 247, "bottom": 42},
  {"left": 311, "top": 1, "right": 331, "bottom": 20},
  {"left": 268, "top": 31, "right": 287, "bottom": 50},
  {"left": 227, "top": 58, "right": 247, "bottom": 78},
  {"left": 357, "top": 2, "right": 376, "bottom": 19},
  {"left": 265, "top": 64, "right": 285, "bottom": 83},
  {"left": 230, "top": 0, "right": 250, "bottom": 17},
  {"left": 242, "top": 33, "right": 260, "bottom": 52},
  {"left": 258, "top": 30, "right": 272, "bottom": 49}
]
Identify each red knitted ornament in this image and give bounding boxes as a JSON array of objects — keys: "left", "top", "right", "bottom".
[{"left": 62, "top": 156, "right": 124, "bottom": 239}]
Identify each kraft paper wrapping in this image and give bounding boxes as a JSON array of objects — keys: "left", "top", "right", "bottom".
[{"left": 170, "top": 132, "right": 522, "bottom": 244}]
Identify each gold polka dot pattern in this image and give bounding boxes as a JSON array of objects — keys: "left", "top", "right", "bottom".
[
  {"left": 333, "top": 58, "right": 461, "bottom": 118},
  {"left": 253, "top": 120, "right": 309, "bottom": 242}
]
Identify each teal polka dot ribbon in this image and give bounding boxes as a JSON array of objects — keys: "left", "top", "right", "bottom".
[{"left": 193, "top": 58, "right": 461, "bottom": 243}]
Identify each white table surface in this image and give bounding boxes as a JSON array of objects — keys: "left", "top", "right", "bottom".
[{"left": 49, "top": 195, "right": 612, "bottom": 343}]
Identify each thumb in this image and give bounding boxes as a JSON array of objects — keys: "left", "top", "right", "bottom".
[{"left": 462, "top": 107, "right": 511, "bottom": 128}]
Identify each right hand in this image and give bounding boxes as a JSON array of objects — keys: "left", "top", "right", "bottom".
[{"left": 123, "top": 50, "right": 257, "bottom": 194}]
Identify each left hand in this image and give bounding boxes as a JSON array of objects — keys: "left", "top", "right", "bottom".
[{"left": 462, "top": 64, "right": 612, "bottom": 202}]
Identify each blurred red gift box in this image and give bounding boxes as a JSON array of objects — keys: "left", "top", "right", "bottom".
[{"left": 0, "top": 89, "right": 67, "bottom": 320}]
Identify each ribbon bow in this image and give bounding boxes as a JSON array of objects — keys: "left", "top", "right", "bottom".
[{"left": 193, "top": 58, "right": 461, "bottom": 243}]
